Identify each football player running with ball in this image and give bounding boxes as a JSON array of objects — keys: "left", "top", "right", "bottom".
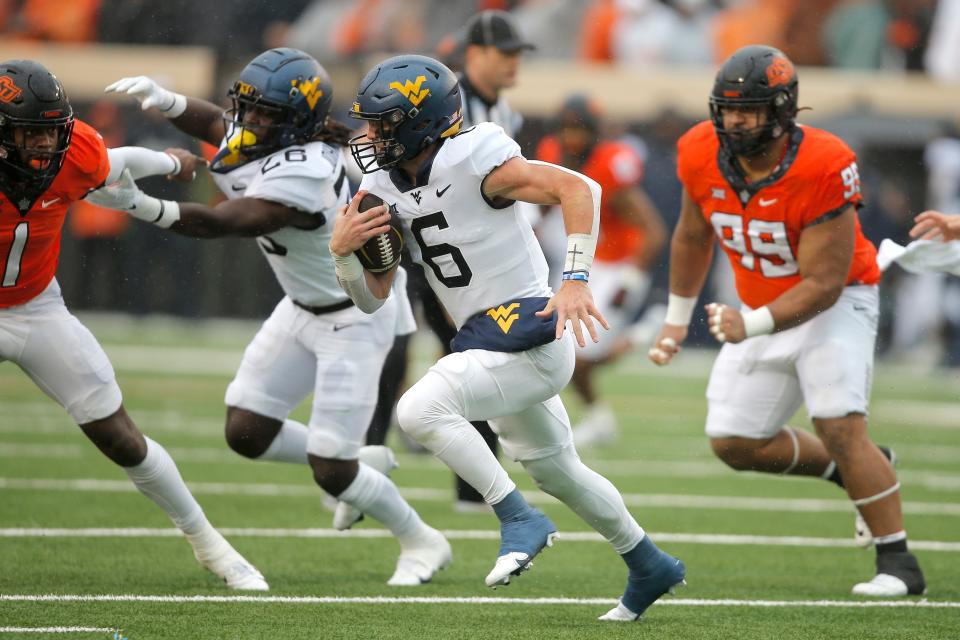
[
  {"left": 0, "top": 59, "right": 266, "bottom": 590},
  {"left": 330, "top": 54, "right": 685, "bottom": 621},
  {"left": 101, "top": 48, "right": 451, "bottom": 586},
  {"left": 649, "top": 45, "right": 925, "bottom": 597}
]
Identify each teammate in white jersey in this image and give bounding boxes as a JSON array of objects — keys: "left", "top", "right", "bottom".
[
  {"left": 101, "top": 48, "right": 451, "bottom": 586},
  {"left": 329, "top": 54, "right": 685, "bottom": 621}
]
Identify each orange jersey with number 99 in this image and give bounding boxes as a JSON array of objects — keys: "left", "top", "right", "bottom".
[
  {"left": 0, "top": 120, "right": 110, "bottom": 308},
  {"left": 677, "top": 121, "right": 880, "bottom": 309}
]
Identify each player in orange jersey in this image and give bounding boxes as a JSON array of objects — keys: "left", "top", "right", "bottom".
[
  {"left": 537, "top": 95, "right": 665, "bottom": 446},
  {"left": 0, "top": 60, "right": 267, "bottom": 590},
  {"left": 649, "top": 45, "right": 926, "bottom": 597}
]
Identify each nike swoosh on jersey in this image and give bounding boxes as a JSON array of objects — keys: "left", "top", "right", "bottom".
[
  {"left": 759, "top": 197, "right": 778, "bottom": 207},
  {"left": 436, "top": 184, "right": 451, "bottom": 198},
  {"left": 333, "top": 323, "right": 353, "bottom": 332},
  {"left": 41, "top": 198, "right": 61, "bottom": 208},
  {"left": 231, "top": 184, "right": 247, "bottom": 192}
]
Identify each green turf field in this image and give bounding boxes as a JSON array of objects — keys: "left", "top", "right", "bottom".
[{"left": 1, "top": 314, "right": 958, "bottom": 639}]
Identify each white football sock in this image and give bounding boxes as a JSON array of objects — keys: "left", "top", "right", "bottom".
[
  {"left": 523, "top": 447, "right": 643, "bottom": 554},
  {"left": 337, "top": 463, "right": 424, "bottom": 546},
  {"left": 397, "top": 372, "right": 515, "bottom": 504},
  {"left": 258, "top": 419, "right": 309, "bottom": 464},
  {"left": 124, "top": 437, "right": 208, "bottom": 535}
]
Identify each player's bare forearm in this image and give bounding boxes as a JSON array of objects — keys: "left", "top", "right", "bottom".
[
  {"left": 484, "top": 158, "right": 596, "bottom": 234},
  {"left": 766, "top": 208, "right": 854, "bottom": 331},
  {"left": 170, "top": 98, "right": 226, "bottom": 147},
  {"left": 170, "top": 199, "right": 299, "bottom": 239},
  {"left": 764, "top": 275, "right": 844, "bottom": 331},
  {"left": 669, "top": 189, "right": 713, "bottom": 296}
]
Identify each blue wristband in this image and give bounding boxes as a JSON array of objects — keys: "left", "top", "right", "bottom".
[{"left": 562, "top": 271, "right": 589, "bottom": 282}]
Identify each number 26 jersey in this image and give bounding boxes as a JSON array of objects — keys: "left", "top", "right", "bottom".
[{"left": 677, "top": 121, "right": 880, "bottom": 310}]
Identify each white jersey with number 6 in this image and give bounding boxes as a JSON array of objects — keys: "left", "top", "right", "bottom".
[
  {"left": 210, "top": 140, "right": 350, "bottom": 307},
  {"left": 359, "top": 122, "right": 551, "bottom": 328}
]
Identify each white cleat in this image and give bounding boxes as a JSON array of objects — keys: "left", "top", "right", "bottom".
[
  {"left": 484, "top": 532, "right": 558, "bottom": 587},
  {"left": 599, "top": 579, "right": 686, "bottom": 622},
  {"left": 851, "top": 573, "right": 909, "bottom": 597},
  {"left": 387, "top": 526, "right": 452, "bottom": 586},
  {"left": 333, "top": 445, "right": 399, "bottom": 531},
  {"left": 190, "top": 531, "right": 269, "bottom": 591},
  {"left": 598, "top": 602, "right": 641, "bottom": 622},
  {"left": 572, "top": 404, "right": 618, "bottom": 448}
]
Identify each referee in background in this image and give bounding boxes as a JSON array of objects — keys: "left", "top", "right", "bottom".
[{"left": 365, "top": 9, "right": 536, "bottom": 513}]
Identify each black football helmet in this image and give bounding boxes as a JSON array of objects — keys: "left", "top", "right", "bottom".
[
  {"left": 0, "top": 60, "right": 74, "bottom": 202},
  {"left": 556, "top": 94, "right": 602, "bottom": 134},
  {"left": 709, "top": 45, "right": 798, "bottom": 157},
  {"left": 349, "top": 54, "right": 463, "bottom": 173},
  {"left": 218, "top": 48, "right": 333, "bottom": 167}
]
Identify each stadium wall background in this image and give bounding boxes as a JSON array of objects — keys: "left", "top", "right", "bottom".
[{"left": 3, "top": 44, "right": 954, "bottom": 319}]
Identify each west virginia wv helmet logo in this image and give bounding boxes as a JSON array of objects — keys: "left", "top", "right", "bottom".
[
  {"left": 234, "top": 80, "right": 257, "bottom": 97},
  {"left": 389, "top": 76, "right": 430, "bottom": 107},
  {"left": 291, "top": 76, "right": 323, "bottom": 110},
  {"left": 0, "top": 76, "right": 22, "bottom": 103},
  {"left": 486, "top": 303, "right": 520, "bottom": 334}
]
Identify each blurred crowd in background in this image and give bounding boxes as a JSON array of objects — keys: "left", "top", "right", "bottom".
[
  {"left": 3, "top": 0, "right": 959, "bottom": 76},
  {"left": 3, "top": 0, "right": 960, "bottom": 366}
]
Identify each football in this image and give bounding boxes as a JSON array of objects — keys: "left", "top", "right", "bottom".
[{"left": 354, "top": 192, "right": 403, "bottom": 273}]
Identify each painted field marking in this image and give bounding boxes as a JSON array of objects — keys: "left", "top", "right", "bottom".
[
  {"left": 3, "top": 477, "right": 959, "bottom": 516},
  {"left": 2, "top": 594, "right": 958, "bottom": 609},
  {"left": 1, "top": 527, "right": 958, "bottom": 552},
  {"left": 0, "top": 627, "right": 112, "bottom": 634}
]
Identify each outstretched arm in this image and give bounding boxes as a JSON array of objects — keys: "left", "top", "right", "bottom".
[
  {"left": 86, "top": 169, "right": 313, "bottom": 238},
  {"left": 482, "top": 156, "right": 608, "bottom": 347},
  {"left": 105, "top": 76, "right": 225, "bottom": 146},
  {"left": 911, "top": 209, "right": 960, "bottom": 242},
  {"left": 104, "top": 146, "right": 203, "bottom": 184}
]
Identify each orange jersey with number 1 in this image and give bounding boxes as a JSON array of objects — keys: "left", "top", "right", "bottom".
[
  {"left": 0, "top": 120, "right": 110, "bottom": 308},
  {"left": 676, "top": 121, "right": 880, "bottom": 309}
]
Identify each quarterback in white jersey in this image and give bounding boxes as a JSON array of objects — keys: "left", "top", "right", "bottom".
[
  {"left": 101, "top": 48, "right": 451, "bottom": 587},
  {"left": 362, "top": 121, "right": 550, "bottom": 328},
  {"left": 330, "top": 54, "right": 685, "bottom": 622}
]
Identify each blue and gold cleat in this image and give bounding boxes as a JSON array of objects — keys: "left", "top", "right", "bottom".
[
  {"left": 484, "top": 501, "right": 558, "bottom": 587},
  {"left": 599, "top": 537, "right": 686, "bottom": 621}
]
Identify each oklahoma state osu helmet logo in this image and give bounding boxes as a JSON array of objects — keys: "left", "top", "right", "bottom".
[
  {"left": 766, "top": 57, "right": 794, "bottom": 87},
  {"left": 0, "top": 76, "right": 22, "bottom": 103}
]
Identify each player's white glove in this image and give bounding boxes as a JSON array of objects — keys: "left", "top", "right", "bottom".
[
  {"left": 86, "top": 169, "right": 180, "bottom": 228},
  {"left": 86, "top": 169, "right": 144, "bottom": 210},
  {"left": 105, "top": 76, "right": 187, "bottom": 118}
]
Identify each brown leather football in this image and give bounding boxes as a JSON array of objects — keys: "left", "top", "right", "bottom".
[{"left": 354, "top": 192, "right": 403, "bottom": 273}]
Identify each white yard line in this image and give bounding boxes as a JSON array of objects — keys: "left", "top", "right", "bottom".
[
  {"left": 3, "top": 442, "right": 959, "bottom": 492},
  {"left": 0, "top": 628, "right": 112, "bottom": 634},
  {"left": 3, "top": 476, "right": 959, "bottom": 516},
  {"left": 1, "top": 527, "right": 958, "bottom": 552},
  {"left": 1, "top": 593, "right": 958, "bottom": 609}
]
